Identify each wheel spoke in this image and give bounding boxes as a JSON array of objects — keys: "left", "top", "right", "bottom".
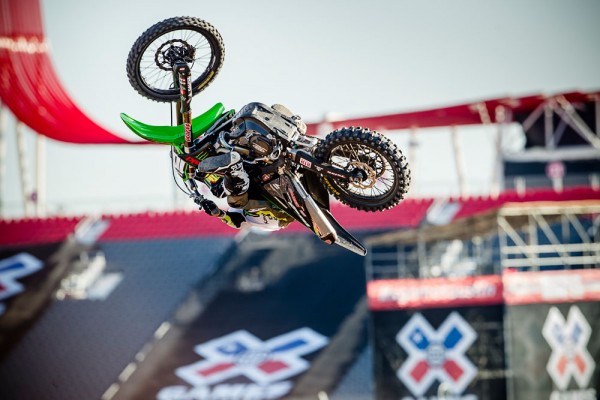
[
  {"left": 326, "top": 141, "right": 398, "bottom": 199},
  {"left": 136, "top": 29, "right": 216, "bottom": 93}
]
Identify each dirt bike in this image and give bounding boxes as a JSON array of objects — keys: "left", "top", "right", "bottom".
[{"left": 121, "top": 17, "right": 410, "bottom": 256}]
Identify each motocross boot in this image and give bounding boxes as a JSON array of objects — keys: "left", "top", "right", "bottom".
[{"left": 198, "top": 151, "right": 250, "bottom": 208}]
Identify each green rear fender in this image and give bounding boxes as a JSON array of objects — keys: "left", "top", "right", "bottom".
[{"left": 120, "top": 103, "right": 227, "bottom": 145}]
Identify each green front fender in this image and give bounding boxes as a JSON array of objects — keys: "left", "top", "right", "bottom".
[{"left": 120, "top": 103, "right": 226, "bottom": 145}]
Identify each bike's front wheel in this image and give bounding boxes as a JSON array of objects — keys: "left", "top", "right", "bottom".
[
  {"left": 126, "top": 17, "right": 225, "bottom": 102},
  {"left": 315, "top": 127, "right": 410, "bottom": 212}
]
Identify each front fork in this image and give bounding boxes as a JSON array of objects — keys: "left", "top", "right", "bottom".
[
  {"left": 174, "top": 63, "right": 194, "bottom": 168},
  {"left": 173, "top": 62, "right": 205, "bottom": 203}
]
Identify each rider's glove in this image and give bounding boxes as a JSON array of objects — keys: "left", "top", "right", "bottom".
[{"left": 200, "top": 199, "right": 224, "bottom": 217}]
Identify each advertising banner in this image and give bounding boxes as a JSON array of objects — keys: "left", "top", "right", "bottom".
[
  {"left": 503, "top": 269, "right": 600, "bottom": 305},
  {"left": 504, "top": 269, "right": 600, "bottom": 400},
  {"left": 368, "top": 275, "right": 503, "bottom": 311},
  {"left": 370, "top": 275, "right": 506, "bottom": 400}
]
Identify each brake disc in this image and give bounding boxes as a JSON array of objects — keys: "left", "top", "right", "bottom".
[{"left": 348, "top": 161, "right": 377, "bottom": 189}]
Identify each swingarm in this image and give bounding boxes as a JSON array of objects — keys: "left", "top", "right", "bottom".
[{"left": 286, "top": 149, "right": 367, "bottom": 183}]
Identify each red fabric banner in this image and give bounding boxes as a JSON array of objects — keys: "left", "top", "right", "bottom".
[
  {"left": 306, "top": 91, "right": 600, "bottom": 136},
  {"left": 0, "top": 0, "right": 135, "bottom": 144}
]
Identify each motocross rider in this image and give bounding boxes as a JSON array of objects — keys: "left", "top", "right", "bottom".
[
  {"left": 196, "top": 151, "right": 294, "bottom": 231},
  {"left": 195, "top": 104, "right": 305, "bottom": 231}
]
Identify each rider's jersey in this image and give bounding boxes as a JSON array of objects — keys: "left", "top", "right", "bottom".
[
  {"left": 203, "top": 174, "right": 294, "bottom": 231},
  {"left": 218, "top": 201, "right": 294, "bottom": 231},
  {"left": 226, "top": 208, "right": 288, "bottom": 231}
]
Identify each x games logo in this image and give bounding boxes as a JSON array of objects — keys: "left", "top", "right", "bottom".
[
  {"left": 0, "top": 253, "right": 43, "bottom": 316},
  {"left": 542, "top": 306, "right": 595, "bottom": 390},
  {"left": 396, "top": 312, "right": 477, "bottom": 396},
  {"left": 176, "top": 328, "right": 328, "bottom": 388}
]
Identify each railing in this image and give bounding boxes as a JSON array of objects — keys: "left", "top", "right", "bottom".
[{"left": 366, "top": 201, "right": 600, "bottom": 280}]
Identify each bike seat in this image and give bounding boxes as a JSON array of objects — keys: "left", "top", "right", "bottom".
[{"left": 120, "top": 103, "right": 226, "bottom": 145}]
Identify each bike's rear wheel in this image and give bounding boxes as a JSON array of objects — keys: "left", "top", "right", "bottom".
[
  {"left": 315, "top": 127, "right": 410, "bottom": 212},
  {"left": 126, "top": 17, "right": 225, "bottom": 102}
]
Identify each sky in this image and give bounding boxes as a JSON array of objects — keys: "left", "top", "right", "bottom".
[{"left": 2, "top": 0, "right": 600, "bottom": 217}]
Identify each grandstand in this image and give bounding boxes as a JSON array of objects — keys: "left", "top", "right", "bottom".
[
  {"left": 1, "top": 186, "right": 598, "bottom": 399},
  {"left": 1, "top": 0, "right": 600, "bottom": 399}
]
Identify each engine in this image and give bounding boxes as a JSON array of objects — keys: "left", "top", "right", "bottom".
[
  {"left": 223, "top": 102, "right": 316, "bottom": 165},
  {"left": 233, "top": 129, "right": 277, "bottom": 160}
]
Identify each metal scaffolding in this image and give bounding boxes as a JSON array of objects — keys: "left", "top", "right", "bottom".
[
  {"left": 505, "top": 94, "right": 600, "bottom": 192},
  {"left": 498, "top": 202, "right": 600, "bottom": 270},
  {"left": 365, "top": 201, "right": 600, "bottom": 280}
]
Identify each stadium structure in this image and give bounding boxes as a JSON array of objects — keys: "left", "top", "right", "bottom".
[{"left": 1, "top": 1, "right": 599, "bottom": 399}]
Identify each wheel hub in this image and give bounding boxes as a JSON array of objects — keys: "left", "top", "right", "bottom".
[
  {"left": 348, "top": 161, "right": 377, "bottom": 189},
  {"left": 155, "top": 39, "right": 196, "bottom": 71}
]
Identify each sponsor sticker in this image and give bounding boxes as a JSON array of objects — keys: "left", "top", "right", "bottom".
[
  {"left": 299, "top": 158, "right": 312, "bottom": 169},
  {"left": 326, "top": 170, "right": 346, "bottom": 179},
  {"left": 184, "top": 123, "right": 192, "bottom": 144},
  {"left": 183, "top": 155, "right": 200, "bottom": 166}
]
